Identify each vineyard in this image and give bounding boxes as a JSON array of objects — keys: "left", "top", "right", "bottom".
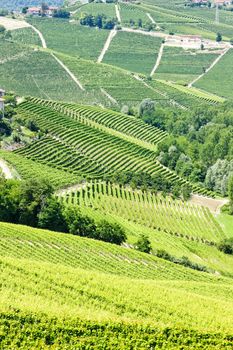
[
  {"left": 13, "top": 97, "right": 214, "bottom": 196},
  {"left": 155, "top": 46, "right": 220, "bottom": 85},
  {"left": 1, "top": 222, "right": 233, "bottom": 348},
  {"left": 58, "top": 180, "right": 224, "bottom": 243},
  {"left": 194, "top": 49, "right": 233, "bottom": 99},
  {"left": 103, "top": 31, "right": 162, "bottom": 75}
]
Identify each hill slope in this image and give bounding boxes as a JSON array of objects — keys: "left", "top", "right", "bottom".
[{"left": 1, "top": 222, "right": 233, "bottom": 349}]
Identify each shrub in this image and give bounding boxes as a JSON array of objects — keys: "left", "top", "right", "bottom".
[
  {"left": 218, "top": 238, "right": 233, "bottom": 255},
  {"left": 96, "top": 220, "right": 126, "bottom": 245},
  {"left": 136, "top": 234, "right": 151, "bottom": 253}
]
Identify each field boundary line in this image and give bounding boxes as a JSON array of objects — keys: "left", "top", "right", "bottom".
[
  {"left": 150, "top": 42, "right": 165, "bottom": 76},
  {"left": 97, "top": 29, "right": 117, "bottom": 63},
  {"left": 29, "top": 24, "right": 47, "bottom": 48},
  {"left": 188, "top": 48, "right": 230, "bottom": 87},
  {"left": 51, "top": 53, "right": 85, "bottom": 91}
]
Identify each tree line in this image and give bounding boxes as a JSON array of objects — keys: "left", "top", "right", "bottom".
[{"left": 0, "top": 178, "right": 126, "bottom": 245}]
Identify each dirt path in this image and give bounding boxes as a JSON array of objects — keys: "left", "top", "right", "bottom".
[
  {"left": 122, "top": 27, "right": 167, "bottom": 39},
  {"left": 51, "top": 53, "right": 85, "bottom": 91},
  {"left": 188, "top": 48, "right": 230, "bottom": 87},
  {"left": 150, "top": 43, "right": 165, "bottom": 76},
  {"left": 97, "top": 29, "right": 117, "bottom": 63},
  {"left": 100, "top": 88, "right": 118, "bottom": 104},
  {"left": 146, "top": 13, "right": 155, "bottom": 24},
  {"left": 29, "top": 24, "right": 47, "bottom": 49},
  {"left": 56, "top": 182, "right": 87, "bottom": 196},
  {"left": 0, "top": 159, "right": 15, "bottom": 179},
  {"left": 115, "top": 4, "right": 121, "bottom": 23},
  {"left": 190, "top": 194, "right": 229, "bottom": 215}
]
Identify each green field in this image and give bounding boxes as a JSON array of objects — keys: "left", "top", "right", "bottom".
[
  {"left": 103, "top": 31, "right": 162, "bottom": 75},
  {"left": 194, "top": 49, "right": 233, "bottom": 99}
]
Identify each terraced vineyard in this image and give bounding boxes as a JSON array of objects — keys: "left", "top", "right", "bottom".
[
  {"left": 59, "top": 180, "right": 223, "bottom": 244},
  {"left": 14, "top": 98, "right": 213, "bottom": 196}
]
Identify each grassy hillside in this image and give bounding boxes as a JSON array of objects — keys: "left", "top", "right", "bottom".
[{"left": 1, "top": 222, "right": 233, "bottom": 348}]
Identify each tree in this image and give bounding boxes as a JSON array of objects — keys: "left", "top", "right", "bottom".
[
  {"left": 216, "top": 32, "right": 222, "bottom": 42},
  {"left": 0, "top": 179, "right": 21, "bottom": 223},
  {"left": 38, "top": 198, "right": 67, "bottom": 232},
  {"left": 138, "top": 98, "right": 155, "bottom": 117},
  {"left": 228, "top": 176, "right": 233, "bottom": 214},
  {"left": 136, "top": 234, "right": 151, "bottom": 253},
  {"left": 22, "top": 7, "right": 28, "bottom": 14},
  {"left": 19, "top": 179, "right": 54, "bottom": 227},
  {"left": 218, "top": 238, "right": 233, "bottom": 255},
  {"left": 53, "top": 9, "right": 70, "bottom": 19},
  {"left": 96, "top": 220, "right": 126, "bottom": 245},
  {"left": 63, "top": 206, "right": 97, "bottom": 238},
  {"left": 0, "top": 24, "right": 5, "bottom": 34}
]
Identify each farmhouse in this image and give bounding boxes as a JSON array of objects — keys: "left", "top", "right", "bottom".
[{"left": 27, "top": 6, "right": 58, "bottom": 17}]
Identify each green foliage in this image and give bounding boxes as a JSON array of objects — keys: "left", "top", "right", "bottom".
[
  {"left": 218, "top": 238, "right": 233, "bottom": 255},
  {"left": 63, "top": 206, "right": 96, "bottom": 237},
  {"left": 136, "top": 234, "right": 151, "bottom": 253},
  {"left": 229, "top": 176, "right": 233, "bottom": 214},
  {"left": 38, "top": 197, "right": 66, "bottom": 232},
  {"left": 96, "top": 220, "right": 126, "bottom": 245}
]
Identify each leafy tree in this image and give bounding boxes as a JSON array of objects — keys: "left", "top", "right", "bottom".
[
  {"left": 19, "top": 179, "right": 54, "bottom": 227},
  {"left": 96, "top": 220, "right": 126, "bottom": 245},
  {"left": 138, "top": 98, "right": 155, "bottom": 117},
  {"left": 136, "top": 234, "right": 151, "bottom": 253},
  {"left": 216, "top": 32, "right": 222, "bottom": 42},
  {"left": 218, "top": 238, "right": 233, "bottom": 255},
  {"left": 228, "top": 176, "right": 233, "bottom": 214},
  {"left": 53, "top": 9, "right": 70, "bottom": 19},
  {"left": 63, "top": 206, "right": 97, "bottom": 237},
  {"left": 38, "top": 198, "right": 67, "bottom": 232},
  {"left": 0, "top": 179, "right": 21, "bottom": 223},
  {"left": 0, "top": 24, "right": 5, "bottom": 34}
]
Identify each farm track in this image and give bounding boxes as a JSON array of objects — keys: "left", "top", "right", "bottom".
[
  {"left": 29, "top": 24, "right": 47, "bottom": 49},
  {"left": 188, "top": 47, "right": 231, "bottom": 87},
  {"left": 150, "top": 43, "right": 165, "bottom": 76},
  {"left": 115, "top": 4, "right": 121, "bottom": 23},
  {"left": 51, "top": 53, "right": 85, "bottom": 91},
  {"left": 100, "top": 88, "right": 118, "bottom": 104},
  {"left": 97, "top": 29, "right": 117, "bottom": 63},
  {"left": 146, "top": 13, "right": 155, "bottom": 25}
]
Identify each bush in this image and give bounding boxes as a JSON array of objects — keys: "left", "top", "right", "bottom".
[
  {"left": 96, "top": 220, "right": 126, "bottom": 245},
  {"left": 136, "top": 234, "right": 151, "bottom": 253},
  {"left": 218, "top": 238, "right": 233, "bottom": 255},
  {"left": 63, "top": 206, "right": 97, "bottom": 238}
]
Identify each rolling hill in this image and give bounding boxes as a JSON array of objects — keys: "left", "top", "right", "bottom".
[{"left": 0, "top": 1, "right": 233, "bottom": 348}]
